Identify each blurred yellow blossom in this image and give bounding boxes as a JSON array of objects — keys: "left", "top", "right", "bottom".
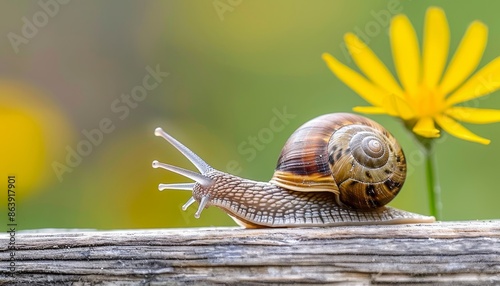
[{"left": 0, "top": 80, "right": 74, "bottom": 199}]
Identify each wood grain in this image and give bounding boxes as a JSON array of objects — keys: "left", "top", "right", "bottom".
[{"left": 1, "top": 221, "right": 500, "bottom": 285}]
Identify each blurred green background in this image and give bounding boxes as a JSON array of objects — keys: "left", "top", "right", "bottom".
[{"left": 2, "top": 0, "right": 500, "bottom": 230}]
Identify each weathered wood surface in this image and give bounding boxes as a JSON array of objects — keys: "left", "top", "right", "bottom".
[{"left": 1, "top": 221, "right": 500, "bottom": 285}]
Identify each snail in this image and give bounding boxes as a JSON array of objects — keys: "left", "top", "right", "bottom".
[{"left": 152, "top": 113, "right": 435, "bottom": 228}]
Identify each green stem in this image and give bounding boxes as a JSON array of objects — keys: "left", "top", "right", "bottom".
[
  {"left": 420, "top": 140, "right": 442, "bottom": 220},
  {"left": 425, "top": 148, "right": 440, "bottom": 220},
  {"left": 402, "top": 119, "right": 442, "bottom": 220}
]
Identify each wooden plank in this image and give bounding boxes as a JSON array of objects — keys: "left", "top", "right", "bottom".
[{"left": 1, "top": 221, "right": 500, "bottom": 284}]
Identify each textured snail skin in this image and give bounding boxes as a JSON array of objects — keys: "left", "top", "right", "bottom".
[
  {"left": 153, "top": 113, "right": 435, "bottom": 228},
  {"left": 193, "top": 170, "right": 434, "bottom": 228}
]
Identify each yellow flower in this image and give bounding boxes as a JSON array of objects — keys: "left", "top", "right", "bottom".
[{"left": 323, "top": 7, "right": 500, "bottom": 144}]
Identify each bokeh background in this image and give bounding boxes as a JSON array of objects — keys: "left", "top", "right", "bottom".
[{"left": 2, "top": 0, "right": 500, "bottom": 230}]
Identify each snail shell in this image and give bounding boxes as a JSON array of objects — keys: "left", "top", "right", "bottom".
[
  {"left": 152, "top": 113, "right": 434, "bottom": 228},
  {"left": 270, "top": 113, "right": 406, "bottom": 210}
]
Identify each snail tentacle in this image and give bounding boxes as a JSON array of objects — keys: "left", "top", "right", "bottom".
[
  {"left": 152, "top": 160, "right": 213, "bottom": 187},
  {"left": 154, "top": 127, "right": 210, "bottom": 173},
  {"left": 181, "top": 197, "right": 196, "bottom": 210},
  {"left": 195, "top": 196, "right": 210, "bottom": 218},
  {"left": 158, "top": 183, "right": 195, "bottom": 191}
]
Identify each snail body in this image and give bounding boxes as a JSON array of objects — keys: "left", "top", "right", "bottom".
[{"left": 152, "top": 113, "right": 435, "bottom": 228}]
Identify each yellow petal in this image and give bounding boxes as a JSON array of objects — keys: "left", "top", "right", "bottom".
[
  {"left": 435, "top": 114, "right": 490, "bottom": 144},
  {"left": 412, "top": 117, "right": 440, "bottom": 138},
  {"left": 446, "top": 56, "right": 500, "bottom": 106},
  {"left": 382, "top": 93, "right": 416, "bottom": 120},
  {"left": 422, "top": 7, "right": 449, "bottom": 88},
  {"left": 353, "top": 106, "right": 389, "bottom": 114},
  {"left": 390, "top": 14, "right": 420, "bottom": 96},
  {"left": 344, "top": 33, "right": 404, "bottom": 98},
  {"left": 446, "top": 107, "right": 500, "bottom": 124},
  {"left": 322, "top": 53, "right": 389, "bottom": 107},
  {"left": 439, "top": 21, "right": 488, "bottom": 95}
]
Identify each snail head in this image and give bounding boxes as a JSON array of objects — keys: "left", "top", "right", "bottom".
[{"left": 152, "top": 127, "right": 214, "bottom": 218}]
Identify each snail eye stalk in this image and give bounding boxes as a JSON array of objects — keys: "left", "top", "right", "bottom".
[{"left": 152, "top": 127, "right": 215, "bottom": 218}]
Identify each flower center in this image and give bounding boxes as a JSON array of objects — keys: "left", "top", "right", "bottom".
[{"left": 411, "top": 84, "right": 447, "bottom": 118}]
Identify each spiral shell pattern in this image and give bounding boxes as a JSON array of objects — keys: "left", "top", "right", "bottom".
[{"left": 270, "top": 113, "right": 406, "bottom": 210}]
